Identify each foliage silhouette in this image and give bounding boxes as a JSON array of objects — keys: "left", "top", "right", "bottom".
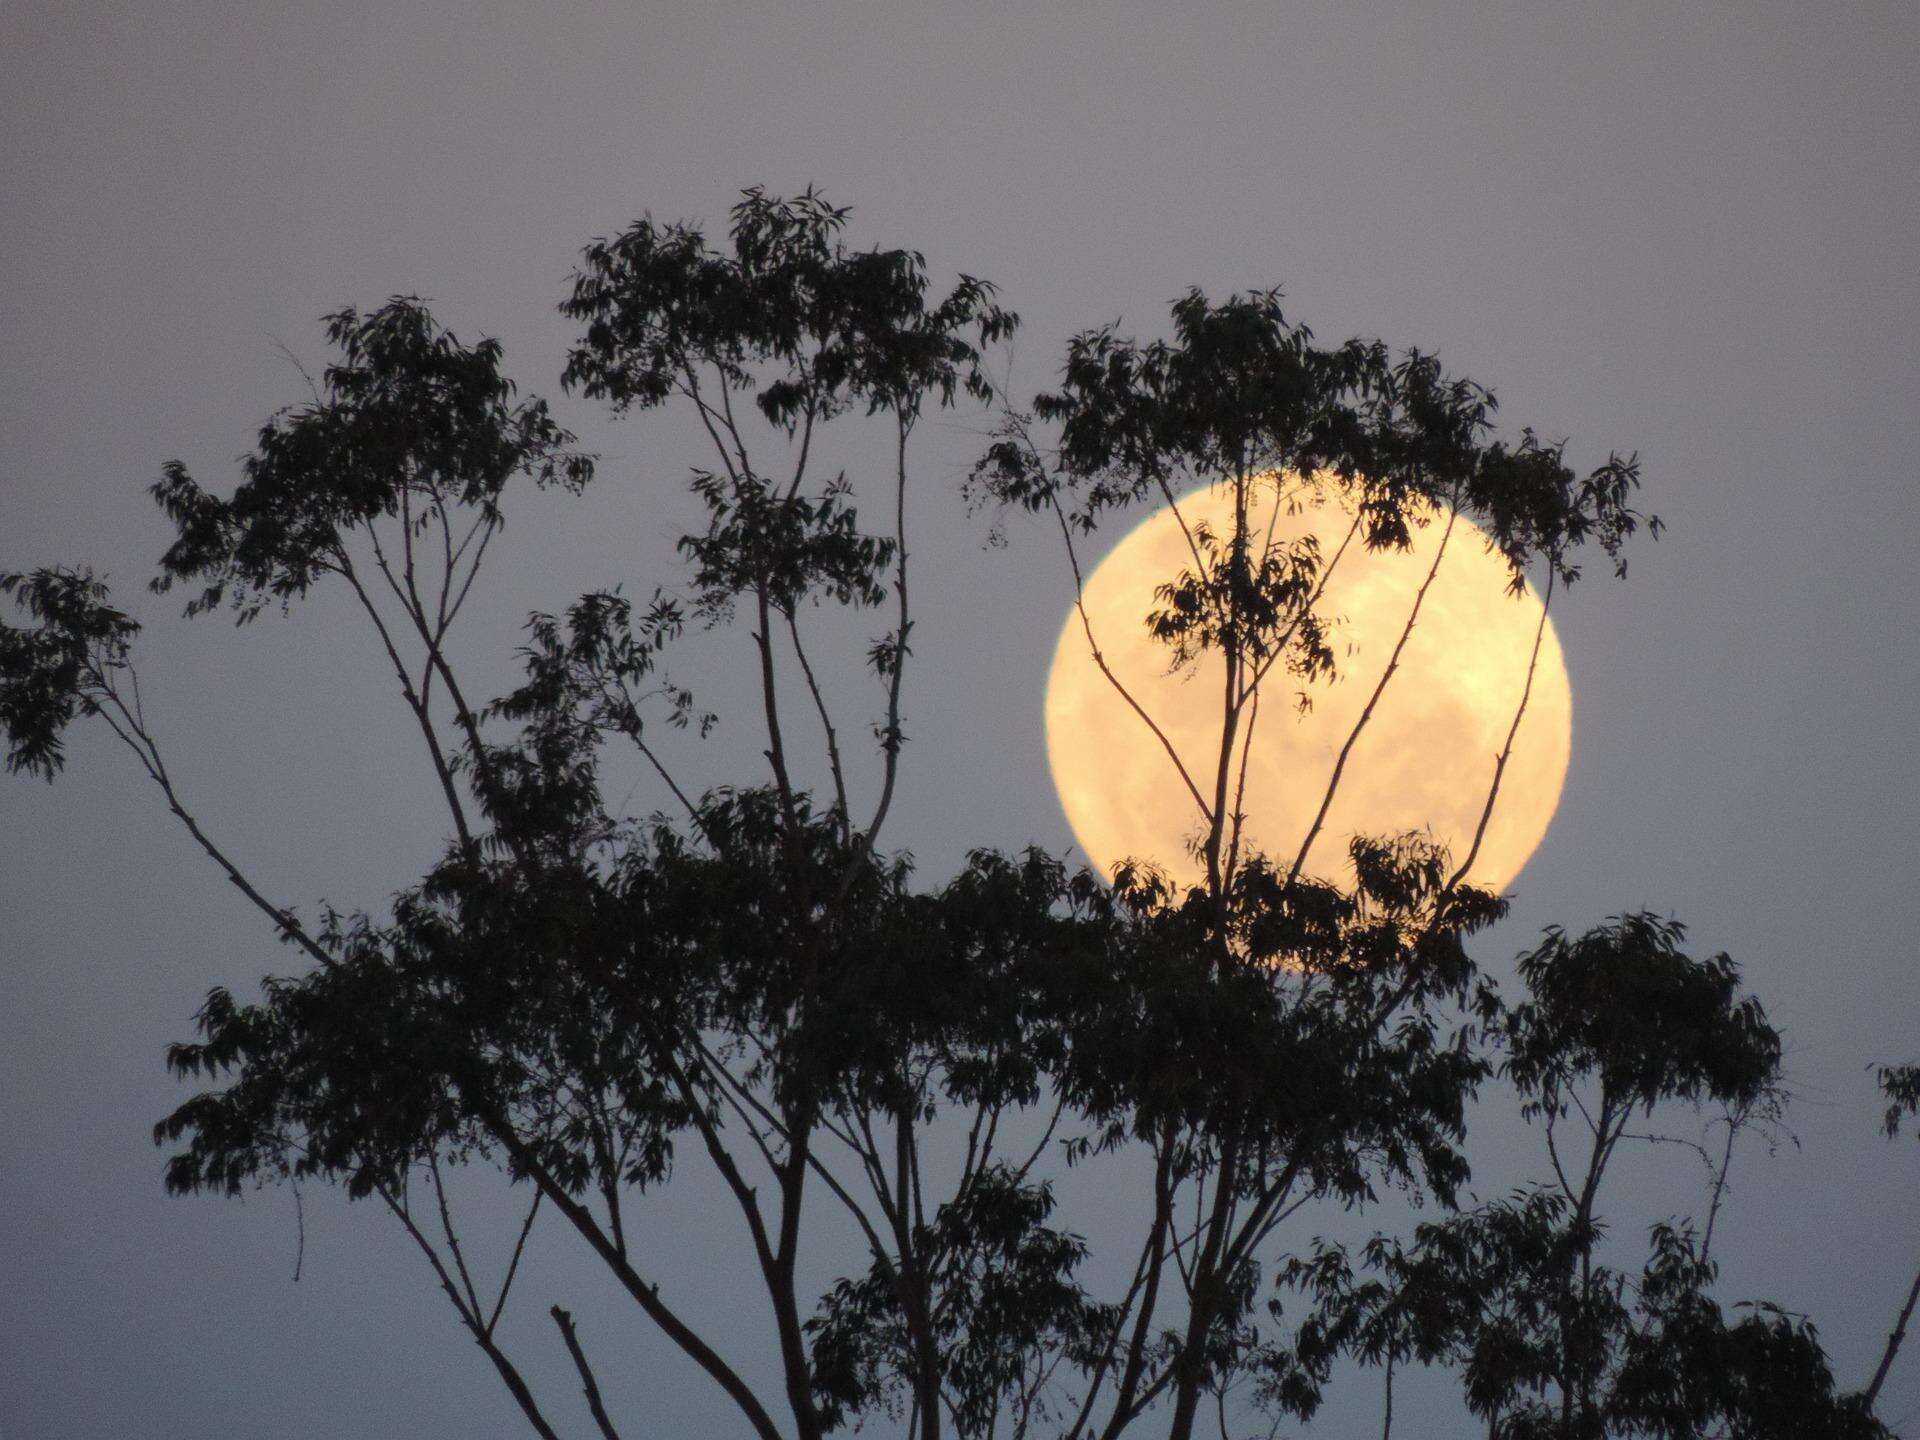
[{"left": 4, "top": 188, "right": 1912, "bottom": 1439}]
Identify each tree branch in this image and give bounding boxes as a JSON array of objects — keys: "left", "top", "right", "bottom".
[
  {"left": 1049, "top": 492, "right": 1212, "bottom": 826},
  {"left": 1866, "top": 1265, "right": 1920, "bottom": 1411},
  {"left": 552, "top": 1306, "right": 626, "bottom": 1440},
  {"left": 1288, "top": 500, "right": 1459, "bottom": 885},
  {"left": 1446, "top": 567, "right": 1553, "bottom": 891},
  {"left": 377, "top": 1182, "right": 563, "bottom": 1440},
  {"left": 90, "top": 693, "right": 338, "bottom": 973},
  {"left": 785, "top": 606, "right": 851, "bottom": 834},
  {"left": 494, "top": 1127, "right": 787, "bottom": 1440}
]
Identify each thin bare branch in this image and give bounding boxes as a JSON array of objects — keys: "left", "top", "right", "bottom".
[
  {"left": 441, "top": 506, "right": 501, "bottom": 637},
  {"left": 610, "top": 706, "right": 708, "bottom": 839},
  {"left": 428, "top": 1152, "right": 486, "bottom": 1321},
  {"left": 785, "top": 606, "right": 851, "bottom": 833},
  {"left": 552, "top": 1306, "right": 626, "bottom": 1440},
  {"left": 333, "top": 554, "right": 476, "bottom": 855},
  {"left": 494, "top": 1127, "right": 786, "bottom": 1440},
  {"left": 1224, "top": 681, "right": 1262, "bottom": 887},
  {"left": 1050, "top": 492, "right": 1212, "bottom": 825},
  {"left": 1010, "top": 1095, "right": 1066, "bottom": 1185},
  {"left": 1447, "top": 568, "right": 1554, "bottom": 891},
  {"left": 786, "top": 400, "right": 817, "bottom": 501},
  {"left": 376, "top": 1182, "right": 564, "bottom": 1440},
  {"left": 1288, "top": 501, "right": 1460, "bottom": 885},
  {"left": 677, "top": 364, "right": 748, "bottom": 488},
  {"left": 1869, "top": 1266, "right": 1920, "bottom": 1411},
  {"left": 89, "top": 693, "right": 338, "bottom": 973},
  {"left": 485, "top": 1190, "right": 544, "bottom": 1338},
  {"left": 863, "top": 407, "right": 915, "bottom": 848}
]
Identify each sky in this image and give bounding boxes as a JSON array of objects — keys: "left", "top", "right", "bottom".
[{"left": 3, "top": 1, "right": 1918, "bottom": 1435}]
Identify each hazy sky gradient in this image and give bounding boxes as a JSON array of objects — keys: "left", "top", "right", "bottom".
[{"left": 4, "top": 3, "right": 1918, "bottom": 1435}]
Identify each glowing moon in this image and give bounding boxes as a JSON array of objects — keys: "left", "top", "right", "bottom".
[{"left": 1043, "top": 480, "right": 1571, "bottom": 894}]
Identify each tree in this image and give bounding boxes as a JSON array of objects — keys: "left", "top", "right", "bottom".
[{"left": 2, "top": 188, "right": 1907, "bottom": 1439}]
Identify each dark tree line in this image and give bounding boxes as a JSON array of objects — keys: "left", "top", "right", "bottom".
[{"left": 4, "top": 189, "right": 1914, "bottom": 1439}]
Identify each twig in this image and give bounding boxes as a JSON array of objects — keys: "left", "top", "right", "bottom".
[
  {"left": 785, "top": 607, "right": 851, "bottom": 833},
  {"left": 1447, "top": 568, "right": 1554, "bottom": 891},
  {"left": 376, "top": 1182, "right": 564, "bottom": 1440},
  {"left": 552, "top": 1306, "right": 625, "bottom": 1440},
  {"left": 291, "top": 1184, "right": 305, "bottom": 1282},
  {"left": 485, "top": 1191, "right": 544, "bottom": 1338},
  {"left": 90, "top": 694, "right": 337, "bottom": 972},
  {"left": 863, "top": 407, "right": 915, "bottom": 848},
  {"left": 1866, "top": 1266, "right": 1920, "bottom": 1410},
  {"left": 1289, "top": 500, "right": 1459, "bottom": 885},
  {"left": 1049, "top": 492, "right": 1212, "bottom": 824}
]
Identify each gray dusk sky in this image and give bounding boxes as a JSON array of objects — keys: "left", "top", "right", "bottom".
[{"left": 3, "top": 3, "right": 1918, "bottom": 1437}]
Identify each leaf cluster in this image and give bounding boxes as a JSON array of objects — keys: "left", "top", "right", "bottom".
[
  {"left": 0, "top": 568, "right": 140, "bottom": 778},
  {"left": 561, "top": 186, "right": 1015, "bottom": 425},
  {"left": 1505, "top": 914, "right": 1782, "bottom": 1120},
  {"left": 971, "top": 287, "right": 1654, "bottom": 587},
  {"left": 150, "top": 298, "right": 591, "bottom": 623}
]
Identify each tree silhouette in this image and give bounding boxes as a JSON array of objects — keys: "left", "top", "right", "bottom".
[{"left": 2, "top": 189, "right": 1907, "bottom": 1439}]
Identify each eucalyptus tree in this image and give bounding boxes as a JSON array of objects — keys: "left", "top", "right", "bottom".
[
  {"left": 966, "top": 288, "right": 1908, "bottom": 1437},
  {"left": 1278, "top": 915, "right": 1887, "bottom": 1439},
  {"left": 966, "top": 287, "right": 1659, "bottom": 1440},
  {"left": 3, "top": 191, "right": 1097, "bottom": 1440},
  {"left": 3, "top": 190, "right": 1908, "bottom": 1440}
]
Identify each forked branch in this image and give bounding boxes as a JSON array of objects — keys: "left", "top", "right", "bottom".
[
  {"left": 1288, "top": 501, "right": 1460, "bottom": 886},
  {"left": 1049, "top": 493, "right": 1212, "bottom": 825}
]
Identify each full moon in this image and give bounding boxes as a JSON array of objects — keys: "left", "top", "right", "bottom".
[{"left": 1043, "top": 479, "right": 1571, "bottom": 894}]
